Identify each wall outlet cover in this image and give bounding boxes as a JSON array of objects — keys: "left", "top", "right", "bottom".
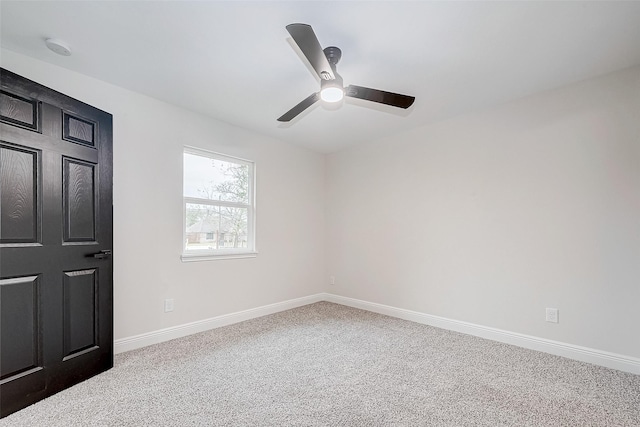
[{"left": 545, "top": 307, "right": 558, "bottom": 323}]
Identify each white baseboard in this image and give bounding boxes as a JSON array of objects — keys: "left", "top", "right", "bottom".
[
  {"left": 114, "top": 293, "right": 324, "bottom": 354},
  {"left": 322, "top": 293, "right": 640, "bottom": 375},
  {"left": 114, "top": 292, "right": 639, "bottom": 375}
]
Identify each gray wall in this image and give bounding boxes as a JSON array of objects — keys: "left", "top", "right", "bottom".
[{"left": 326, "top": 66, "right": 640, "bottom": 358}]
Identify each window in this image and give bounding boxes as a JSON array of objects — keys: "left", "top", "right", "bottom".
[{"left": 182, "top": 147, "right": 255, "bottom": 261}]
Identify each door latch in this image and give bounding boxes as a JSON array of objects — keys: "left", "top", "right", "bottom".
[{"left": 91, "top": 249, "right": 112, "bottom": 260}]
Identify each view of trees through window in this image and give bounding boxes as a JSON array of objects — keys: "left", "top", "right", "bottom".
[{"left": 183, "top": 150, "right": 253, "bottom": 253}]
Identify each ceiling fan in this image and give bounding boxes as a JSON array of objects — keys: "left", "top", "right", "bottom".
[{"left": 278, "top": 23, "right": 416, "bottom": 122}]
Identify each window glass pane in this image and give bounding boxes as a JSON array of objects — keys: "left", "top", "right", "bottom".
[
  {"left": 185, "top": 203, "right": 249, "bottom": 251},
  {"left": 183, "top": 153, "right": 249, "bottom": 204}
]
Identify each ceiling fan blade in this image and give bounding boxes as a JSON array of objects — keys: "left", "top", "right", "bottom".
[
  {"left": 286, "top": 23, "right": 335, "bottom": 80},
  {"left": 345, "top": 85, "right": 415, "bottom": 109},
  {"left": 277, "top": 92, "right": 320, "bottom": 122}
]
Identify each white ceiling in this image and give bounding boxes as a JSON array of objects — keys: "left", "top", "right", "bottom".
[{"left": 2, "top": 1, "right": 640, "bottom": 153}]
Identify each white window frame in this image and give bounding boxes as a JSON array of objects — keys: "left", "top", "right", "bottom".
[{"left": 181, "top": 146, "right": 256, "bottom": 262}]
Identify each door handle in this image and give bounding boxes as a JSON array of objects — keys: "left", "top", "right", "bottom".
[{"left": 91, "top": 249, "right": 112, "bottom": 260}]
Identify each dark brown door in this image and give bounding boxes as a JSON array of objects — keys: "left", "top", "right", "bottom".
[{"left": 0, "top": 69, "right": 113, "bottom": 418}]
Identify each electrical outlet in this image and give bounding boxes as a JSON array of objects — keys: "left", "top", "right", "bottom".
[
  {"left": 330, "top": 276, "right": 335, "bottom": 285},
  {"left": 164, "top": 298, "right": 174, "bottom": 313},
  {"left": 545, "top": 308, "right": 558, "bottom": 323}
]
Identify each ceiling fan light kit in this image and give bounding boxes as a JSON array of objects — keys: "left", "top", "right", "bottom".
[
  {"left": 278, "top": 23, "right": 415, "bottom": 122},
  {"left": 320, "top": 80, "right": 344, "bottom": 103}
]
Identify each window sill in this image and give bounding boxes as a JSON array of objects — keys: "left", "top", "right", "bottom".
[{"left": 181, "top": 252, "right": 258, "bottom": 262}]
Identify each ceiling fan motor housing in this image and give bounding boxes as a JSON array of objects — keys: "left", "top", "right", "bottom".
[
  {"left": 321, "top": 73, "right": 343, "bottom": 89},
  {"left": 323, "top": 46, "right": 342, "bottom": 65}
]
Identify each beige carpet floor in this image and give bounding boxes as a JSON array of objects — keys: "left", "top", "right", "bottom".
[{"left": 2, "top": 302, "right": 639, "bottom": 426}]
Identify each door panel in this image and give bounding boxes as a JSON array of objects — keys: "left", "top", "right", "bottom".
[
  {"left": 0, "top": 68, "right": 113, "bottom": 418},
  {"left": 63, "top": 112, "right": 96, "bottom": 147},
  {"left": 63, "top": 269, "right": 98, "bottom": 358},
  {"left": 63, "top": 158, "right": 97, "bottom": 242},
  {"left": 0, "top": 143, "right": 40, "bottom": 243},
  {"left": 0, "top": 275, "right": 40, "bottom": 379},
  {"left": 0, "top": 90, "right": 39, "bottom": 131}
]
